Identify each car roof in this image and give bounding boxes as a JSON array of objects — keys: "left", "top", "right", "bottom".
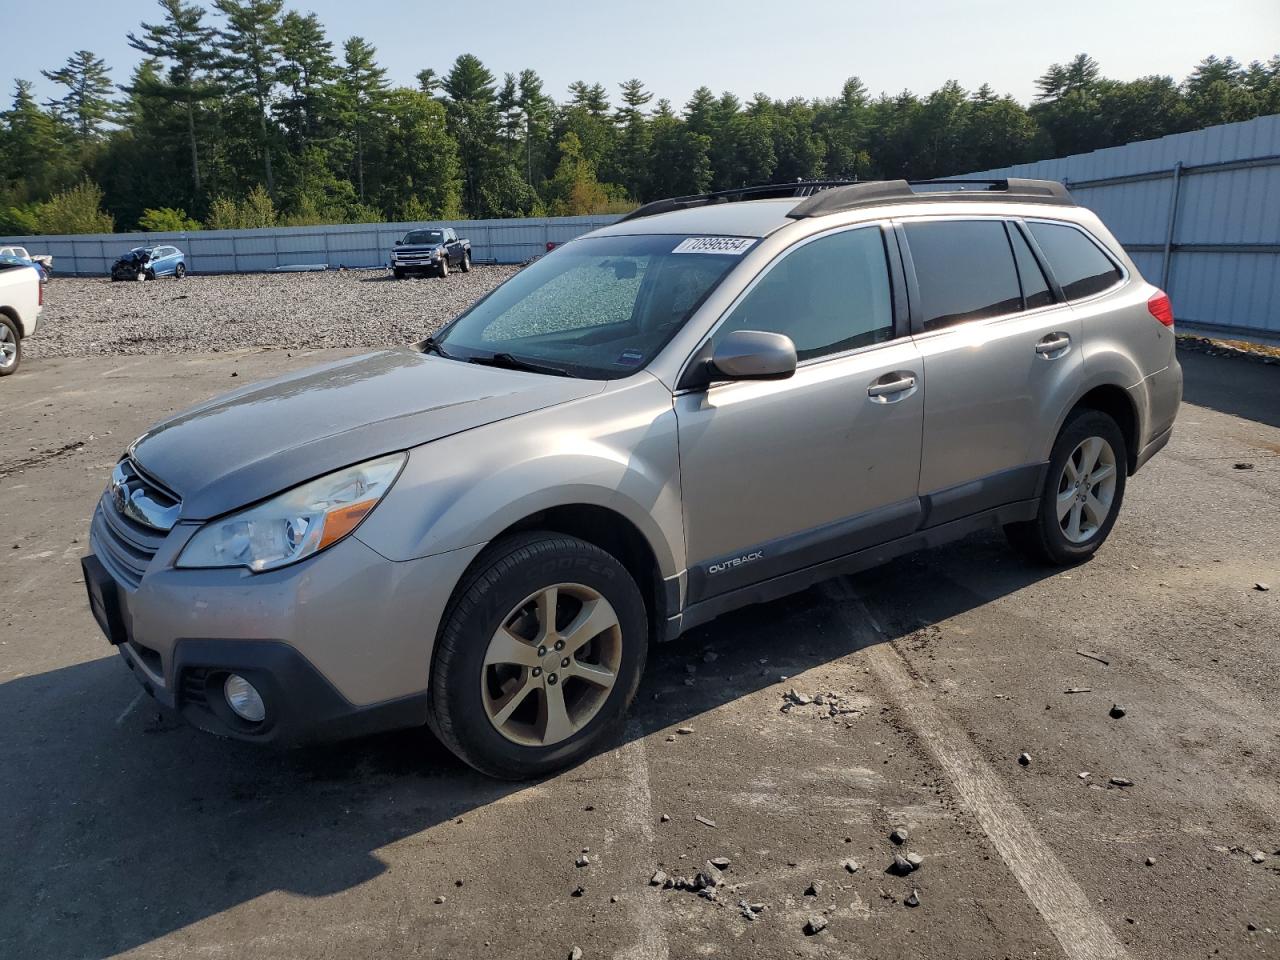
[{"left": 590, "top": 198, "right": 799, "bottom": 239}]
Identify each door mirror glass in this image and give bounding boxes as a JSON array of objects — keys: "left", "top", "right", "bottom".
[{"left": 709, "top": 329, "right": 797, "bottom": 383}]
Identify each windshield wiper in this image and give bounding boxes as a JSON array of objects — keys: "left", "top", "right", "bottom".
[
  {"left": 468, "top": 352, "right": 571, "bottom": 377},
  {"left": 421, "top": 335, "right": 454, "bottom": 359}
]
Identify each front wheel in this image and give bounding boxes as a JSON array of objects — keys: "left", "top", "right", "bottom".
[
  {"left": 1005, "top": 408, "right": 1128, "bottom": 565},
  {"left": 392, "top": 267, "right": 405, "bottom": 280},
  {"left": 430, "top": 533, "right": 648, "bottom": 779},
  {"left": 437, "top": 258, "right": 449, "bottom": 278},
  {"left": 460, "top": 250, "right": 472, "bottom": 272}
]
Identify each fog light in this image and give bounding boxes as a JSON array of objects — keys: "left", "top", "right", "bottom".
[{"left": 224, "top": 674, "right": 266, "bottom": 722}]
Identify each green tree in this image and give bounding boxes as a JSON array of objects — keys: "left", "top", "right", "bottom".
[
  {"left": 127, "top": 0, "right": 220, "bottom": 198},
  {"left": 139, "top": 206, "right": 200, "bottom": 230},
  {"left": 376, "top": 88, "right": 463, "bottom": 218},
  {"left": 275, "top": 11, "right": 339, "bottom": 151},
  {"left": 338, "top": 36, "right": 389, "bottom": 203},
  {"left": 213, "top": 0, "right": 285, "bottom": 195},
  {"left": 442, "top": 53, "right": 500, "bottom": 216},
  {"left": 41, "top": 50, "right": 116, "bottom": 142},
  {"left": 615, "top": 78, "right": 653, "bottom": 199},
  {"left": 1, "top": 80, "right": 75, "bottom": 200},
  {"left": 649, "top": 100, "right": 711, "bottom": 197},
  {"left": 35, "top": 180, "right": 116, "bottom": 233}
]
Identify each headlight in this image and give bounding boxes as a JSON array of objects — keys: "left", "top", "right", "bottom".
[{"left": 177, "top": 453, "right": 405, "bottom": 572}]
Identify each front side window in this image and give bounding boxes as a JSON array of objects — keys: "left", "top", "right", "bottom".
[
  {"left": 438, "top": 234, "right": 750, "bottom": 379},
  {"left": 1027, "top": 221, "right": 1122, "bottom": 301},
  {"left": 710, "top": 226, "right": 894, "bottom": 362},
  {"left": 905, "top": 220, "right": 1022, "bottom": 330}
]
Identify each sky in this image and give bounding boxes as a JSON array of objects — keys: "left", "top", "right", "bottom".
[{"left": 4, "top": 0, "right": 1278, "bottom": 109}]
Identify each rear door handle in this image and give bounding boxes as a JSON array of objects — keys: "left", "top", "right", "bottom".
[
  {"left": 867, "top": 372, "right": 917, "bottom": 402},
  {"left": 1036, "top": 333, "right": 1071, "bottom": 357}
]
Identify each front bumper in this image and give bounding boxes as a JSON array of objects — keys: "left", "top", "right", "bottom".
[{"left": 85, "top": 504, "right": 483, "bottom": 745}]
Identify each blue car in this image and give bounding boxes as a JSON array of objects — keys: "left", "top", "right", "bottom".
[{"left": 110, "top": 245, "right": 187, "bottom": 281}]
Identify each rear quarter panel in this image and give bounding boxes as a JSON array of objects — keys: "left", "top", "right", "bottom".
[{"left": 0, "top": 266, "right": 40, "bottom": 336}]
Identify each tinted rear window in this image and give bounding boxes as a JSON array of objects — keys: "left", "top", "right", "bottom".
[
  {"left": 1027, "top": 222, "right": 1122, "bottom": 300},
  {"left": 904, "top": 220, "right": 1022, "bottom": 330}
]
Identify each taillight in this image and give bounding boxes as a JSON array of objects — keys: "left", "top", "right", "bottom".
[{"left": 1147, "top": 290, "right": 1173, "bottom": 327}]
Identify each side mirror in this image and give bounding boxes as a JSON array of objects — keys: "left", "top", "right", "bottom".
[
  {"left": 394, "top": 240, "right": 403, "bottom": 246},
  {"left": 684, "top": 329, "right": 797, "bottom": 389}
]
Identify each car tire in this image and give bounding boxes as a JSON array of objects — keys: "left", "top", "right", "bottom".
[
  {"left": 438, "top": 258, "right": 449, "bottom": 278},
  {"left": 461, "top": 251, "right": 472, "bottom": 272},
  {"left": 393, "top": 267, "right": 405, "bottom": 279},
  {"left": 174, "top": 263, "right": 186, "bottom": 279},
  {"left": 0, "top": 315, "right": 21, "bottom": 376},
  {"left": 1005, "top": 408, "right": 1128, "bottom": 566},
  {"left": 429, "top": 532, "right": 648, "bottom": 779}
]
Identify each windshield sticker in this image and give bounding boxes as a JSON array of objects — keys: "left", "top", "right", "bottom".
[
  {"left": 672, "top": 237, "right": 754, "bottom": 256},
  {"left": 614, "top": 349, "right": 645, "bottom": 367}
]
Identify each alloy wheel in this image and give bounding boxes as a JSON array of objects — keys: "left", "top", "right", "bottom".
[
  {"left": 1057, "top": 436, "right": 1117, "bottom": 543},
  {"left": 0, "top": 324, "right": 16, "bottom": 369},
  {"left": 481, "top": 583, "right": 622, "bottom": 747}
]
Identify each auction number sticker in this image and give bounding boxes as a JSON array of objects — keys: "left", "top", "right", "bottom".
[{"left": 672, "top": 237, "right": 754, "bottom": 255}]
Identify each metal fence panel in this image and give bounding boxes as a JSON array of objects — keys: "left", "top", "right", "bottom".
[
  {"left": 0, "top": 214, "right": 623, "bottom": 278},
  {"left": 958, "top": 113, "right": 1280, "bottom": 339}
]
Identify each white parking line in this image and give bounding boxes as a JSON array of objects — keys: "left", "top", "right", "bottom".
[
  {"left": 114, "top": 691, "right": 144, "bottom": 726},
  {"left": 827, "top": 579, "right": 1131, "bottom": 960},
  {"left": 614, "top": 727, "right": 669, "bottom": 960}
]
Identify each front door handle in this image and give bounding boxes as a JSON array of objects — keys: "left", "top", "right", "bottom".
[
  {"left": 1036, "top": 333, "right": 1071, "bottom": 357},
  {"left": 868, "top": 372, "right": 917, "bottom": 402}
]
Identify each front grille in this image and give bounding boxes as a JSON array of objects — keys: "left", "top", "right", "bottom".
[{"left": 89, "top": 459, "right": 178, "bottom": 590}]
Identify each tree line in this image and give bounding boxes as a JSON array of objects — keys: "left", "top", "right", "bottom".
[{"left": 2, "top": 0, "right": 1277, "bottom": 235}]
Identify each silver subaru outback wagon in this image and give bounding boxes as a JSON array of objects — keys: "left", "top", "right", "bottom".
[{"left": 83, "top": 178, "right": 1182, "bottom": 778}]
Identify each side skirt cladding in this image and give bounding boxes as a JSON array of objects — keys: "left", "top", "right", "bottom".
[{"left": 678, "top": 461, "right": 1047, "bottom": 635}]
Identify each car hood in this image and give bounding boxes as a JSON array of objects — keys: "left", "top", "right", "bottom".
[
  {"left": 397, "top": 243, "right": 444, "bottom": 253},
  {"left": 130, "top": 348, "right": 605, "bottom": 520}
]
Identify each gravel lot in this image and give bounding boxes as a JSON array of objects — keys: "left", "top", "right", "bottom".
[{"left": 27, "top": 267, "right": 520, "bottom": 359}]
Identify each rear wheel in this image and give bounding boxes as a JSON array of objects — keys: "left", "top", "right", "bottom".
[
  {"left": 430, "top": 533, "right": 648, "bottom": 779},
  {"left": 174, "top": 263, "right": 186, "bottom": 279},
  {"left": 1005, "top": 408, "right": 1127, "bottom": 565},
  {"left": 0, "top": 316, "right": 20, "bottom": 376}
]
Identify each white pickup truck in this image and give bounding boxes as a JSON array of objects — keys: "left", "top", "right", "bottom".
[{"left": 0, "top": 259, "right": 43, "bottom": 376}]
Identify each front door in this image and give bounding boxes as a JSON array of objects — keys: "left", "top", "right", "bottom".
[{"left": 675, "top": 224, "right": 925, "bottom": 603}]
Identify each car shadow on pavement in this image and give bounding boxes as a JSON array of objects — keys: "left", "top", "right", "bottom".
[
  {"left": 1178, "top": 348, "right": 1280, "bottom": 430},
  {"left": 0, "top": 532, "right": 1059, "bottom": 960}
]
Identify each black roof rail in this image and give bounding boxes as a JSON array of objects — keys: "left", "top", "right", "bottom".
[
  {"left": 616, "top": 180, "right": 858, "bottom": 223},
  {"left": 788, "top": 177, "right": 1073, "bottom": 218}
]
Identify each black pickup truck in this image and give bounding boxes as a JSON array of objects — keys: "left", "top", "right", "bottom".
[{"left": 390, "top": 227, "right": 472, "bottom": 278}]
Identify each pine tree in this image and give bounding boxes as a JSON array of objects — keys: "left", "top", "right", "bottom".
[
  {"left": 213, "top": 0, "right": 285, "bottom": 195},
  {"left": 338, "top": 36, "right": 388, "bottom": 203},
  {"left": 41, "top": 50, "right": 116, "bottom": 142},
  {"left": 128, "top": 0, "right": 219, "bottom": 197},
  {"left": 442, "top": 53, "right": 500, "bottom": 215},
  {"left": 276, "top": 11, "right": 338, "bottom": 151}
]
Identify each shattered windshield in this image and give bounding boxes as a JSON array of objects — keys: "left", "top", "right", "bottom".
[{"left": 437, "top": 234, "right": 753, "bottom": 380}]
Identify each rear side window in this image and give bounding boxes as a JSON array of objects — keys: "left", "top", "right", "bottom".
[
  {"left": 1008, "top": 226, "right": 1054, "bottom": 309},
  {"left": 712, "top": 226, "right": 893, "bottom": 362},
  {"left": 1027, "top": 222, "right": 1122, "bottom": 300},
  {"left": 904, "top": 220, "right": 1022, "bottom": 330}
]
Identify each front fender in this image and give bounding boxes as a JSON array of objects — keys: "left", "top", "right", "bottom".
[{"left": 354, "top": 374, "right": 685, "bottom": 580}]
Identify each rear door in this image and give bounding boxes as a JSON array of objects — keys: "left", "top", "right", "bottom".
[
  {"left": 899, "top": 217, "right": 1082, "bottom": 525},
  {"left": 675, "top": 223, "right": 925, "bottom": 603}
]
